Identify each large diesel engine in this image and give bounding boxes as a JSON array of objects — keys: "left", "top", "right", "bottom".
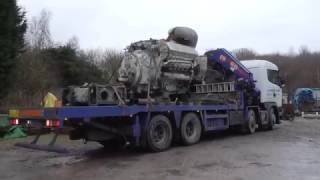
[
  {"left": 62, "top": 27, "right": 254, "bottom": 106},
  {"left": 118, "top": 27, "right": 206, "bottom": 99}
]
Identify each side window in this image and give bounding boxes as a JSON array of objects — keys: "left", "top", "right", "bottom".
[{"left": 267, "top": 69, "right": 280, "bottom": 85}]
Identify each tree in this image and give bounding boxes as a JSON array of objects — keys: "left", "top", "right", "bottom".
[
  {"left": 86, "top": 49, "right": 123, "bottom": 83},
  {"left": 7, "top": 50, "right": 58, "bottom": 107},
  {"left": 233, "top": 48, "right": 256, "bottom": 60},
  {"left": 6, "top": 9, "right": 56, "bottom": 107},
  {"left": 44, "top": 44, "right": 103, "bottom": 86},
  {"left": 25, "top": 9, "right": 52, "bottom": 50},
  {"left": 299, "top": 46, "right": 310, "bottom": 56},
  {"left": 0, "top": 0, "right": 27, "bottom": 98}
]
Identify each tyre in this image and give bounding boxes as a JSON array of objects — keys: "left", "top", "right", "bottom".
[
  {"left": 146, "top": 114, "right": 173, "bottom": 152},
  {"left": 243, "top": 109, "right": 256, "bottom": 134},
  {"left": 180, "top": 112, "right": 202, "bottom": 145},
  {"left": 267, "top": 108, "right": 276, "bottom": 130}
]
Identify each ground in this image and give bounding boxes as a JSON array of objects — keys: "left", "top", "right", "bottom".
[{"left": 1, "top": 117, "right": 320, "bottom": 180}]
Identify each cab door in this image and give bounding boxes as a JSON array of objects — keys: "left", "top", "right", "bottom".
[{"left": 266, "top": 69, "right": 282, "bottom": 107}]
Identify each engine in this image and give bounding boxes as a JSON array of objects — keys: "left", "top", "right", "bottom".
[
  {"left": 62, "top": 27, "right": 249, "bottom": 106},
  {"left": 118, "top": 27, "right": 207, "bottom": 99}
]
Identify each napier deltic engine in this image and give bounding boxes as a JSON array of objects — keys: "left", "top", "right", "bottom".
[
  {"left": 117, "top": 27, "right": 207, "bottom": 100},
  {"left": 62, "top": 27, "right": 240, "bottom": 106}
]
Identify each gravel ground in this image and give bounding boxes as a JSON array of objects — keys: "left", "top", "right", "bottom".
[{"left": 1, "top": 117, "right": 320, "bottom": 180}]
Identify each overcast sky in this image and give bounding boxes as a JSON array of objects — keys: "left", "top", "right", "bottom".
[{"left": 18, "top": 0, "right": 320, "bottom": 54}]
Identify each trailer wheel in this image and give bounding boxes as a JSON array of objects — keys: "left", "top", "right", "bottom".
[
  {"left": 146, "top": 114, "right": 173, "bottom": 152},
  {"left": 267, "top": 108, "right": 276, "bottom": 130},
  {"left": 243, "top": 109, "right": 256, "bottom": 134},
  {"left": 180, "top": 112, "right": 202, "bottom": 145}
]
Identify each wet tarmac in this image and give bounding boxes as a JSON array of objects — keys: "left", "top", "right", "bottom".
[{"left": 1, "top": 117, "right": 320, "bottom": 180}]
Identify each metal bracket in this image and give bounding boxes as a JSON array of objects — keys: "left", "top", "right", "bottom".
[
  {"left": 111, "top": 85, "right": 126, "bottom": 106},
  {"left": 15, "top": 128, "right": 69, "bottom": 153}
]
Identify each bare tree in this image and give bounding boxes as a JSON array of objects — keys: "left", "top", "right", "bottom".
[
  {"left": 66, "top": 36, "right": 80, "bottom": 50},
  {"left": 25, "top": 9, "right": 53, "bottom": 50},
  {"left": 4, "top": 9, "right": 57, "bottom": 108},
  {"left": 86, "top": 49, "right": 123, "bottom": 83},
  {"left": 7, "top": 52, "right": 58, "bottom": 107},
  {"left": 299, "top": 46, "right": 310, "bottom": 56},
  {"left": 233, "top": 48, "right": 256, "bottom": 60}
]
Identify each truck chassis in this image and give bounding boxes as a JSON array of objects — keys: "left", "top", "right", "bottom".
[{"left": 10, "top": 89, "right": 277, "bottom": 152}]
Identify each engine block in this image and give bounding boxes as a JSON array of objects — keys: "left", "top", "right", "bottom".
[{"left": 118, "top": 27, "right": 207, "bottom": 99}]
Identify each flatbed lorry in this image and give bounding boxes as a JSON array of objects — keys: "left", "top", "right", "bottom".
[
  {"left": 9, "top": 27, "right": 283, "bottom": 152},
  {"left": 9, "top": 52, "right": 283, "bottom": 152}
]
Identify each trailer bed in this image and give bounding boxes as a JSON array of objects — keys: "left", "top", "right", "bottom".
[{"left": 9, "top": 92, "right": 252, "bottom": 152}]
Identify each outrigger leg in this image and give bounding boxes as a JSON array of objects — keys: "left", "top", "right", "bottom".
[{"left": 15, "top": 129, "right": 69, "bottom": 154}]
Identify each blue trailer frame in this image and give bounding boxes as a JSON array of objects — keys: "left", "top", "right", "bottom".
[{"left": 28, "top": 91, "right": 247, "bottom": 147}]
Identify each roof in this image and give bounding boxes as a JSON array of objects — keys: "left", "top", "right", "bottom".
[{"left": 241, "top": 60, "right": 278, "bottom": 70}]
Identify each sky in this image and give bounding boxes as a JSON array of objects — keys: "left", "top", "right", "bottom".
[{"left": 18, "top": 0, "right": 320, "bottom": 54}]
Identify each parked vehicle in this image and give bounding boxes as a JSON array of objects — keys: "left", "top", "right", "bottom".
[{"left": 9, "top": 27, "right": 283, "bottom": 152}]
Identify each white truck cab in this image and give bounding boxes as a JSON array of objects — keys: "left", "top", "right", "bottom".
[{"left": 241, "top": 60, "right": 282, "bottom": 108}]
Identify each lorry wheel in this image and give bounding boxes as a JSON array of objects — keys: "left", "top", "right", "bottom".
[
  {"left": 146, "top": 114, "right": 173, "bottom": 152},
  {"left": 267, "top": 108, "right": 276, "bottom": 130},
  {"left": 243, "top": 109, "right": 256, "bottom": 134},
  {"left": 180, "top": 112, "right": 202, "bottom": 145}
]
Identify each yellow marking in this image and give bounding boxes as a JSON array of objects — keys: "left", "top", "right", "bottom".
[{"left": 9, "top": 109, "right": 19, "bottom": 118}]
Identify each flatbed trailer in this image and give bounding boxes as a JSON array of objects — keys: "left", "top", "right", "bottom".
[{"left": 10, "top": 89, "right": 271, "bottom": 152}]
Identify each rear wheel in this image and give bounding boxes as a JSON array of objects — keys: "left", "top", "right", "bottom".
[
  {"left": 243, "top": 109, "right": 256, "bottom": 134},
  {"left": 180, "top": 112, "right": 202, "bottom": 145},
  {"left": 146, "top": 114, "right": 173, "bottom": 152}
]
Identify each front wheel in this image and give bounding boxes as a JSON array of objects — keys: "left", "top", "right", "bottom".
[
  {"left": 243, "top": 109, "right": 257, "bottom": 134},
  {"left": 267, "top": 108, "right": 276, "bottom": 130},
  {"left": 180, "top": 112, "right": 202, "bottom": 145},
  {"left": 146, "top": 114, "right": 173, "bottom": 152}
]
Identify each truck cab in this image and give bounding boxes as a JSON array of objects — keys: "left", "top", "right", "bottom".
[
  {"left": 241, "top": 60, "right": 282, "bottom": 124},
  {"left": 241, "top": 60, "right": 282, "bottom": 107}
]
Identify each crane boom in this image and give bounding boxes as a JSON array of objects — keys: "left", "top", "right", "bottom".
[{"left": 205, "top": 48, "right": 254, "bottom": 83}]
